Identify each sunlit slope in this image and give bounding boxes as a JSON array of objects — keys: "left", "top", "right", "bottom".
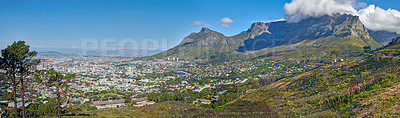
[{"left": 224, "top": 42, "right": 400, "bottom": 117}]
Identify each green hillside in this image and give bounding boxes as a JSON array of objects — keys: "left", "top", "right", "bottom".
[
  {"left": 72, "top": 101, "right": 218, "bottom": 118},
  {"left": 71, "top": 38, "right": 400, "bottom": 118},
  {"left": 224, "top": 41, "right": 400, "bottom": 117}
]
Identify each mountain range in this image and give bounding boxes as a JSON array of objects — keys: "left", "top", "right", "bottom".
[{"left": 144, "top": 14, "right": 399, "bottom": 61}]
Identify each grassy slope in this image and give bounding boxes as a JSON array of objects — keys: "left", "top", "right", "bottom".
[
  {"left": 69, "top": 101, "right": 276, "bottom": 118},
  {"left": 67, "top": 44, "right": 399, "bottom": 118},
  {"left": 144, "top": 35, "right": 380, "bottom": 62},
  {"left": 67, "top": 101, "right": 218, "bottom": 118},
  {"left": 225, "top": 44, "right": 400, "bottom": 117},
  {"left": 239, "top": 35, "right": 377, "bottom": 61}
]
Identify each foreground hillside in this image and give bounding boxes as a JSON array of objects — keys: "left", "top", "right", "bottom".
[
  {"left": 72, "top": 101, "right": 278, "bottom": 118},
  {"left": 71, "top": 101, "right": 217, "bottom": 118},
  {"left": 224, "top": 42, "right": 400, "bottom": 117}
]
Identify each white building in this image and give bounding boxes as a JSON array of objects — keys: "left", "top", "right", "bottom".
[
  {"left": 92, "top": 100, "right": 125, "bottom": 109},
  {"left": 193, "top": 99, "right": 211, "bottom": 105},
  {"left": 131, "top": 97, "right": 155, "bottom": 107}
]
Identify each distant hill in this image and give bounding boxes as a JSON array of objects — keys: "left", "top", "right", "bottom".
[
  {"left": 390, "top": 36, "right": 400, "bottom": 45},
  {"left": 144, "top": 14, "right": 384, "bottom": 61},
  {"left": 378, "top": 36, "right": 400, "bottom": 56},
  {"left": 146, "top": 27, "right": 248, "bottom": 60},
  {"left": 368, "top": 30, "right": 400, "bottom": 46},
  {"left": 38, "top": 51, "right": 65, "bottom": 56}
]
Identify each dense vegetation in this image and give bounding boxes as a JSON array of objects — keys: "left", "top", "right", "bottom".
[
  {"left": 225, "top": 44, "right": 400, "bottom": 117},
  {"left": 68, "top": 41, "right": 400, "bottom": 117}
]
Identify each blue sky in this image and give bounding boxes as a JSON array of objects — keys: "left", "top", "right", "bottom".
[{"left": 0, "top": 0, "right": 399, "bottom": 52}]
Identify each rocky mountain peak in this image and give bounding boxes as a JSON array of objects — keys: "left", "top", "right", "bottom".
[
  {"left": 247, "top": 22, "right": 271, "bottom": 39},
  {"left": 200, "top": 27, "right": 212, "bottom": 34},
  {"left": 369, "top": 30, "right": 400, "bottom": 46}
]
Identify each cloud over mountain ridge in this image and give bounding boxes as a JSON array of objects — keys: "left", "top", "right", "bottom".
[{"left": 284, "top": 0, "right": 400, "bottom": 33}]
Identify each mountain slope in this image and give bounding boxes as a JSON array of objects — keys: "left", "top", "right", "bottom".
[
  {"left": 369, "top": 30, "right": 400, "bottom": 46},
  {"left": 390, "top": 36, "right": 400, "bottom": 45},
  {"left": 237, "top": 14, "right": 379, "bottom": 52},
  {"left": 145, "top": 14, "right": 381, "bottom": 60},
  {"left": 148, "top": 27, "right": 248, "bottom": 60},
  {"left": 224, "top": 42, "right": 400, "bottom": 117}
]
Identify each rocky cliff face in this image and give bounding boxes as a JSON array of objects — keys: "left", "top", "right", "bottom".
[
  {"left": 390, "top": 37, "right": 400, "bottom": 45},
  {"left": 237, "top": 14, "right": 378, "bottom": 52},
  {"left": 368, "top": 30, "right": 400, "bottom": 46},
  {"left": 247, "top": 22, "right": 271, "bottom": 39}
]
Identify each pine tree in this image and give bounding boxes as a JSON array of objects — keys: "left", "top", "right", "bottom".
[{"left": 0, "top": 41, "right": 40, "bottom": 118}]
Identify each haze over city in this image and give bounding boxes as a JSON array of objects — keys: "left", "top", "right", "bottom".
[{"left": 1, "top": 0, "right": 400, "bottom": 55}]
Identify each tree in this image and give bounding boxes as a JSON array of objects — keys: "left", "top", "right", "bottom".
[
  {"left": 0, "top": 41, "right": 40, "bottom": 118},
  {"left": 35, "top": 68, "right": 75, "bottom": 118},
  {"left": 330, "top": 50, "right": 342, "bottom": 61},
  {"left": 363, "top": 46, "right": 371, "bottom": 53}
]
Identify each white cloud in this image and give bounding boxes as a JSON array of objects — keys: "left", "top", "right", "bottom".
[
  {"left": 249, "top": 18, "right": 286, "bottom": 23},
  {"left": 284, "top": 0, "right": 357, "bottom": 23},
  {"left": 284, "top": 0, "right": 400, "bottom": 33},
  {"left": 358, "top": 5, "right": 400, "bottom": 33},
  {"left": 220, "top": 17, "right": 234, "bottom": 24},
  {"left": 192, "top": 21, "right": 211, "bottom": 27},
  {"left": 219, "top": 17, "right": 234, "bottom": 28}
]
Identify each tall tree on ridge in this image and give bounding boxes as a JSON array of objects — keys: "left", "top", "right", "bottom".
[{"left": 0, "top": 41, "right": 40, "bottom": 118}]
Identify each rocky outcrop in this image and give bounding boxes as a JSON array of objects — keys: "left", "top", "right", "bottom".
[
  {"left": 237, "top": 14, "right": 379, "bottom": 52},
  {"left": 368, "top": 30, "right": 400, "bottom": 46}
]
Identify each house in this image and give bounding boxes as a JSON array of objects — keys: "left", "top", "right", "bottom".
[
  {"left": 134, "top": 101, "right": 155, "bottom": 107},
  {"left": 193, "top": 99, "right": 211, "bottom": 105},
  {"left": 7, "top": 102, "right": 29, "bottom": 108},
  {"left": 217, "top": 90, "right": 228, "bottom": 95},
  {"left": 131, "top": 97, "right": 156, "bottom": 107},
  {"left": 92, "top": 99, "right": 125, "bottom": 109},
  {"left": 131, "top": 97, "right": 148, "bottom": 104},
  {"left": 83, "top": 98, "right": 90, "bottom": 103}
]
